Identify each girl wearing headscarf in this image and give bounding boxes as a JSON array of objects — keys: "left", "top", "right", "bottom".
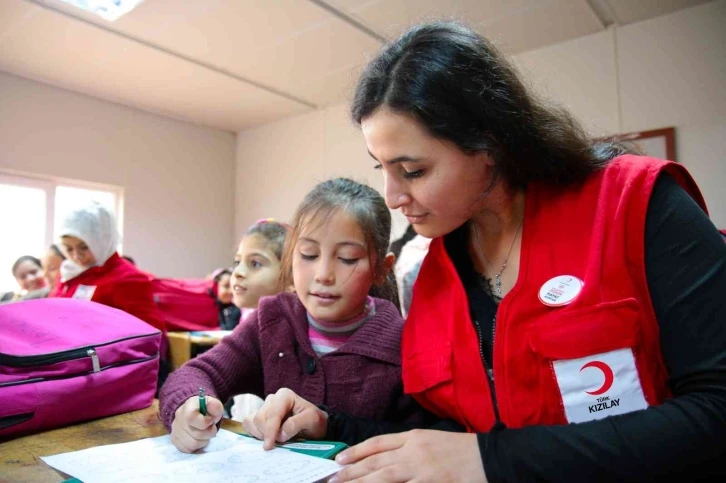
[{"left": 51, "top": 202, "right": 165, "bottom": 333}]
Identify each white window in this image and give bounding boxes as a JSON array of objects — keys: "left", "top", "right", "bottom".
[{"left": 0, "top": 172, "right": 123, "bottom": 294}]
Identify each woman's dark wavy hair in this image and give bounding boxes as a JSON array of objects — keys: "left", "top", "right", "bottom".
[
  {"left": 280, "top": 178, "right": 399, "bottom": 308},
  {"left": 352, "top": 21, "right": 639, "bottom": 189}
]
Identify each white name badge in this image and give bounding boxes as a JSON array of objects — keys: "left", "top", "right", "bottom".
[
  {"left": 72, "top": 285, "right": 97, "bottom": 301},
  {"left": 538, "top": 275, "right": 583, "bottom": 307},
  {"left": 552, "top": 348, "right": 648, "bottom": 424}
]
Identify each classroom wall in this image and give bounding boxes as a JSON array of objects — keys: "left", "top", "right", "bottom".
[
  {"left": 514, "top": 0, "right": 726, "bottom": 226},
  {"left": 235, "top": 103, "right": 410, "bottom": 241},
  {"left": 0, "top": 71, "right": 236, "bottom": 278},
  {"left": 235, "top": 1, "right": 726, "bottom": 231}
]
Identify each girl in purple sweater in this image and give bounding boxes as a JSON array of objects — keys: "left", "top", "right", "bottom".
[{"left": 161, "top": 178, "right": 417, "bottom": 453}]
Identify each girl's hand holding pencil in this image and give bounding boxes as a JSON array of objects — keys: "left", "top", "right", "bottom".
[{"left": 169, "top": 388, "right": 225, "bottom": 453}]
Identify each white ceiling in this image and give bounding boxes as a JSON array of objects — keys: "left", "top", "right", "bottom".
[{"left": 0, "top": 0, "right": 712, "bottom": 132}]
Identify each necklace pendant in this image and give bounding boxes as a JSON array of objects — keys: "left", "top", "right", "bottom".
[{"left": 494, "top": 275, "right": 502, "bottom": 297}]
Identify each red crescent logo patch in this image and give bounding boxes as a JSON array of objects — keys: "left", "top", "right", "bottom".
[{"left": 580, "top": 360, "right": 615, "bottom": 395}]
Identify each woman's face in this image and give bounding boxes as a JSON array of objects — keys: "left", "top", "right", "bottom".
[
  {"left": 42, "top": 249, "right": 64, "bottom": 290},
  {"left": 61, "top": 236, "right": 97, "bottom": 267},
  {"left": 361, "top": 106, "right": 493, "bottom": 239},
  {"left": 14, "top": 259, "right": 45, "bottom": 292}
]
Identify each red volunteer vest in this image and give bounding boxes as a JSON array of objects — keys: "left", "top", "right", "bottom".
[
  {"left": 53, "top": 253, "right": 166, "bottom": 333},
  {"left": 402, "top": 155, "right": 706, "bottom": 431}
]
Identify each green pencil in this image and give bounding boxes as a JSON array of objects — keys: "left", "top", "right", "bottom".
[{"left": 198, "top": 387, "right": 207, "bottom": 416}]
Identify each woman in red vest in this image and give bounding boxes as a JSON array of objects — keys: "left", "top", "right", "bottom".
[
  {"left": 244, "top": 22, "right": 726, "bottom": 482},
  {"left": 51, "top": 202, "right": 165, "bottom": 333}
]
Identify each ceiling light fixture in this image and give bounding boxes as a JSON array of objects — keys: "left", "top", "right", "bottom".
[{"left": 57, "top": 0, "right": 144, "bottom": 21}]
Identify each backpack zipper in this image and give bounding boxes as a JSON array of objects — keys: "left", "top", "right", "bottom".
[
  {"left": 87, "top": 348, "right": 100, "bottom": 373},
  {"left": 0, "top": 353, "right": 159, "bottom": 388},
  {"left": 0, "top": 332, "right": 159, "bottom": 367},
  {"left": 0, "top": 412, "right": 34, "bottom": 430}
]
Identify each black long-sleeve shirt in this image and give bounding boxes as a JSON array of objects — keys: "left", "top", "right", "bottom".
[{"left": 325, "top": 173, "right": 726, "bottom": 481}]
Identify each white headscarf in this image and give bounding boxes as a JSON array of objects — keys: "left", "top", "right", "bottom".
[{"left": 58, "top": 202, "right": 120, "bottom": 283}]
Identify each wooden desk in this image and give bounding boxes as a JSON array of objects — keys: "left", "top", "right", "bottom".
[
  {"left": 166, "top": 332, "right": 228, "bottom": 371},
  {"left": 0, "top": 400, "right": 244, "bottom": 483},
  {"left": 166, "top": 331, "right": 192, "bottom": 371}
]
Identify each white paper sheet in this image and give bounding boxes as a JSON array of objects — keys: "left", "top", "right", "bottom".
[{"left": 41, "top": 429, "right": 341, "bottom": 483}]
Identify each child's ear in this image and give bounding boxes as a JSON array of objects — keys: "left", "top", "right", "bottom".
[{"left": 375, "top": 252, "right": 396, "bottom": 286}]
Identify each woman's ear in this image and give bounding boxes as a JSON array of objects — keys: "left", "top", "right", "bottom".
[
  {"left": 375, "top": 252, "right": 396, "bottom": 286},
  {"left": 476, "top": 150, "right": 495, "bottom": 167}
]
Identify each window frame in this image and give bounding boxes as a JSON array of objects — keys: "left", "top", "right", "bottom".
[{"left": 0, "top": 169, "right": 125, "bottom": 249}]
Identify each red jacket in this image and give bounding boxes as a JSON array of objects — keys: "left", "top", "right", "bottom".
[
  {"left": 52, "top": 253, "right": 165, "bottom": 333},
  {"left": 402, "top": 155, "right": 706, "bottom": 432}
]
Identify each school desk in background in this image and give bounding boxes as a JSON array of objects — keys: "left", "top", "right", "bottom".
[{"left": 166, "top": 330, "right": 234, "bottom": 370}]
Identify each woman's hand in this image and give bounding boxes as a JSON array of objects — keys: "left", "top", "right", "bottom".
[
  {"left": 242, "top": 388, "right": 329, "bottom": 450},
  {"left": 170, "top": 395, "right": 224, "bottom": 453},
  {"left": 329, "top": 430, "right": 486, "bottom": 483}
]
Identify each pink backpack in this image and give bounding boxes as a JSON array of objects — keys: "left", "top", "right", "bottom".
[
  {"left": 0, "top": 298, "right": 160, "bottom": 439},
  {"left": 150, "top": 278, "right": 219, "bottom": 331}
]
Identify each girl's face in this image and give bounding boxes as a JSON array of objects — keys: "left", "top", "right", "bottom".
[
  {"left": 61, "top": 236, "right": 97, "bottom": 267},
  {"left": 361, "top": 106, "right": 493, "bottom": 239},
  {"left": 232, "top": 234, "right": 282, "bottom": 309},
  {"left": 292, "top": 210, "right": 376, "bottom": 323},
  {"left": 14, "top": 259, "right": 45, "bottom": 292},
  {"left": 42, "top": 250, "right": 63, "bottom": 290},
  {"left": 216, "top": 273, "right": 234, "bottom": 305}
]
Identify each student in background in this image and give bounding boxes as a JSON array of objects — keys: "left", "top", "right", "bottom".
[
  {"left": 1, "top": 255, "right": 46, "bottom": 302},
  {"left": 160, "top": 178, "right": 417, "bottom": 454},
  {"left": 51, "top": 202, "right": 165, "bottom": 333},
  {"left": 42, "top": 245, "right": 65, "bottom": 293},
  {"left": 393, "top": 229, "right": 430, "bottom": 317},
  {"left": 400, "top": 258, "right": 423, "bottom": 316},
  {"left": 20, "top": 245, "right": 67, "bottom": 301},
  {"left": 388, "top": 224, "right": 417, "bottom": 260},
  {"left": 225, "top": 218, "right": 290, "bottom": 418},
  {"left": 231, "top": 218, "right": 290, "bottom": 319},
  {"left": 211, "top": 268, "right": 241, "bottom": 330}
]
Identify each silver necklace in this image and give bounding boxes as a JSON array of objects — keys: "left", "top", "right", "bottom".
[{"left": 472, "top": 217, "right": 523, "bottom": 298}]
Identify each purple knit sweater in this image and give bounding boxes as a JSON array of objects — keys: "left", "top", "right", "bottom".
[{"left": 159, "top": 292, "right": 415, "bottom": 431}]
